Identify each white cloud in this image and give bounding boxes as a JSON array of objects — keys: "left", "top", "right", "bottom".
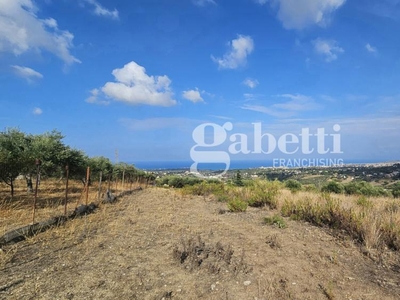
[
  {"left": 11, "top": 65, "right": 43, "bottom": 82},
  {"left": 0, "top": 0, "right": 80, "bottom": 65},
  {"left": 243, "top": 78, "right": 259, "bottom": 89},
  {"left": 241, "top": 94, "right": 320, "bottom": 118},
  {"left": 182, "top": 88, "right": 204, "bottom": 103},
  {"left": 83, "top": 0, "right": 119, "bottom": 20},
  {"left": 211, "top": 35, "right": 254, "bottom": 69},
  {"left": 32, "top": 107, "right": 42, "bottom": 115},
  {"left": 366, "top": 43, "right": 377, "bottom": 53},
  {"left": 85, "top": 88, "right": 110, "bottom": 105},
  {"left": 313, "top": 38, "right": 344, "bottom": 62},
  {"left": 260, "top": 0, "right": 346, "bottom": 30},
  {"left": 89, "top": 61, "right": 177, "bottom": 107},
  {"left": 192, "top": 0, "right": 216, "bottom": 6}
]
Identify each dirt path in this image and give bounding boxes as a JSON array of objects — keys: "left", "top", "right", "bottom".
[{"left": 1, "top": 188, "right": 399, "bottom": 299}]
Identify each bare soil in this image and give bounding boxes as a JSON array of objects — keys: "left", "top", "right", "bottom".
[{"left": 1, "top": 187, "right": 400, "bottom": 299}]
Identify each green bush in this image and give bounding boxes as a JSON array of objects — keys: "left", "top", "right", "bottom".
[
  {"left": 321, "top": 181, "right": 344, "bottom": 194},
  {"left": 247, "top": 180, "right": 280, "bottom": 209},
  {"left": 392, "top": 183, "right": 400, "bottom": 198},
  {"left": 344, "top": 181, "right": 390, "bottom": 197},
  {"left": 284, "top": 179, "right": 302, "bottom": 193},
  {"left": 184, "top": 181, "right": 225, "bottom": 196},
  {"left": 227, "top": 198, "right": 248, "bottom": 212},
  {"left": 156, "top": 176, "right": 203, "bottom": 188}
]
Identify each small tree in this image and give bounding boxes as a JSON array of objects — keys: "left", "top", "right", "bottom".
[
  {"left": 0, "top": 128, "right": 32, "bottom": 197},
  {"left": 321, "top": 181, "right": 345, "bottom": 194},
  {"left": 233, "top": 170, "right": 244, "bottom": 186}
]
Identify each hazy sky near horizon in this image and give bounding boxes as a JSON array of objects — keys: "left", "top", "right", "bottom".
[{"left": 1, "top": 0, "right": 399, "bottom": 163}]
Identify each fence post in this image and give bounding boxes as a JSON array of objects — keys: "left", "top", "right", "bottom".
[
  {"left": 32, "top": 159, "right": 41, "bottom": 224},
  {"left": 85, "top": 167, "right": 90, "bottom": 205},
  {"left": 98, "top": 171, "right": 102, "bottom": 200},
  {"left": 122, "top": 170, "right": 125, "bottom": 192},
  {"left": 64, "top": 164, "right": 69, "bottom": 216}
]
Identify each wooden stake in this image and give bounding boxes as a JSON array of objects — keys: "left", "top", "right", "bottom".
[
  {"left": 32, "top": 159, "right": 41, "bottom": 224},
  {"left": 64, "top": 165, "right": 69, "bottom": 216},
  {"left": 85, "top": 167, "right": 90, "bottom": 205}
]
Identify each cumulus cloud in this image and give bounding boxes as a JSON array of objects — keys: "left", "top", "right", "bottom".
[
  {"left": 32, "top": 107, "right": 43, "bottom": 115},
  {"left": 243, "top": 78, "right": 259, "bottom": 89},
  {"left": 211, "top": 35, "right": 254, "bottom": 69},
  {"left": 89, "top": 61, "right": 176, "bottom": 107},
  {"left": 11, "top": 65, "right": 43, "bottom": 82},
  {"left": 241, "top": 94, "right": 320, "bottom": 118},
  {"left": 366, "top": 43, "right": 377, "bottom": 53},
  {"left": 182, "top": 89, "right": 204, "bottom": 103},
  {"left": 0, "top": 0, "right": 80, "bottom": 65},
  {"left": 313, "top": 38, "right": 344, "bottom": 62},
  {"left": 83, "top": 0, "right": 119, "bottom": 19},
  {"left": 257, "top": 0, "right": 346, "bottom": 30},
  {"left": 192, "top": 0, "right": 216, "bottom": 6}
]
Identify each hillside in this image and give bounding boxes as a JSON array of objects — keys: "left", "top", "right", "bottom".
[{"left": 1, "top": 188, "right": 399, "bottom": 299}]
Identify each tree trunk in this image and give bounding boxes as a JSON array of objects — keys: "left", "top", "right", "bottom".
[{"left": 26, "top": 175, "right": 33, "bottom": 193}]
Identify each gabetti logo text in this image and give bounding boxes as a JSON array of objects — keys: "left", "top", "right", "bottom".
[{"left": 190, "top": 122, "right": 343, "bottom": 177}]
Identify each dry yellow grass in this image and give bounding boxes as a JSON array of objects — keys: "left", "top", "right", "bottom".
[
  {"left": 2, "top": 187, "right": 400, "bottom": 299},
  {"left": 0, "top": 178, "right": 140, "bottom": 235}
]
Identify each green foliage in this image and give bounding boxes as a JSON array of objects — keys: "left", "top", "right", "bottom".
[
  {"left": 182, "top": 181, "right": 225, "bottom": 197},
  {"left": 344, "top": 181, "right": 390, "bottom": 197},
  {"left": 233, "top": 170, "right": 244, "bottom": 186},
  {"left": 88, "top": 156, "right": 113, "bottom": 179},
  {"left": 321, "top": 181, "right": 344, "bottom": 194},
  {"left": 391, "top": 182, "right": 400, "bottom": 198},
  {"left": 227, "top": 198, "right": 248, "bottom": 212},
  {"left": 263, "top": 214, "right": 287, "bottom": 228},
  {"left": 284, "top": 179, "right": 302, "bottom": 193},
  {"left": 247, "top": 180, "right": 280, "bottom": 209},
  {"left": 156, "top": 175, "right": 203, "bottom": 188},
  {"left": 0, "top": 128, "right": 32, "bottom": 196}
]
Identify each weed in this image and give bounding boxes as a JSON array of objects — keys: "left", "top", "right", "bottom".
[
  {"left": 263, "top": 214, "right": 287, "bottom": 229},
  {"left": 356, "top": 196, "right": 373, "bottom": 209},
  {"left": 227, "top": 198, "right": 248, "bottom": 212}
]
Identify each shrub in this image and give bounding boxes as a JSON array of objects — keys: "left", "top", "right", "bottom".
[
  {"left": 392, "top": 183, "right": 400, "bottom": 198},
  {"left": 263, "top": 214, "right": 287, "bottom": 228},
  {"left": 184, "top": 181, "right": 225, "bottom": 196},
  {"left": 227, "top": 198, "right": 248, "bottom": 212},
  {"left": 247, "top": 180, "right": 280, "bottom": 209},
  {"left": 321, "top": 181, "right": 344, "bottom": 194},
  {"left": 344, "top": 181, "right": 389, "bottom": 197},
  {"left": 356, "top": 196, "right": 373, "bottom": 209},
  {"left": 284, "top": 179, "right": 302, "bottom": 193}
]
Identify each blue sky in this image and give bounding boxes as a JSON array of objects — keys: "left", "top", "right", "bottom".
[{"left": 0, "top": 0, "right": 399, "bottom": 164}]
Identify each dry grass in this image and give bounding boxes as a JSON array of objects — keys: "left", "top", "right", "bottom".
[
  {"left": 0, "top": 178, "right": 140, "bottom": 235},
  {"left": 182, "top": 180, "right": 400, "bottom": 253},
  {"left": 278, "top": 189, "right": 400, "bottom": 251},
  {"left": 1, "top": 187, "right": 400, "bottom": 299}
]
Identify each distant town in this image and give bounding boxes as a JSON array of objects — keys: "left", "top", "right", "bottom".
[{"left": 149, "top": 162, "right": 400, "bottom": 187}]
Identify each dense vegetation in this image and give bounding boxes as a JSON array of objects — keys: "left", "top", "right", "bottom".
[{"left": 0, "top": 128, "right": 150, "bottom": 197}]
